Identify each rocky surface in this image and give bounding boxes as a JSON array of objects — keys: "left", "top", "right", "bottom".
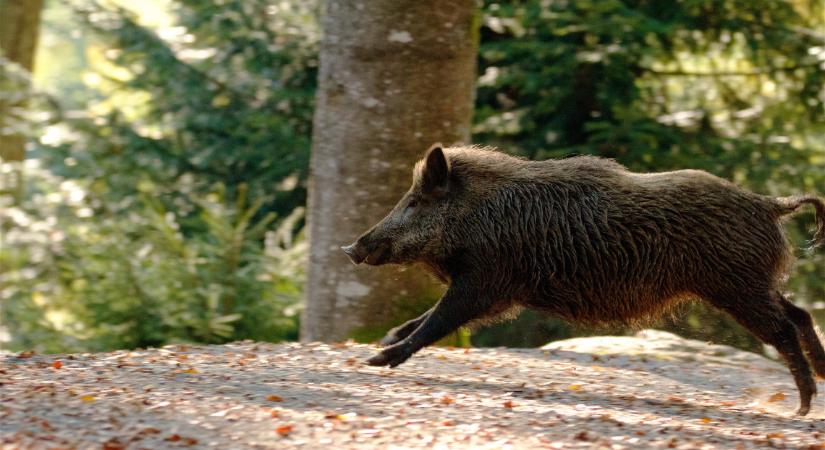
[{"left": 2, "top": 330, "right": 824, "bottom": 449}]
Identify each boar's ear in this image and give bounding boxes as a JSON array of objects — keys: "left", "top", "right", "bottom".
[{"left": 422, "top": 144, "right": 450, "bottom": 197}]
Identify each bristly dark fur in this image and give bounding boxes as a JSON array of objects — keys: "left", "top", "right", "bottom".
[
  {"left": 347, "top": 145, "right": 825, "bottom": 416},
  {"left": 434, "top": 147, "right": 794, "bottom": 326}
]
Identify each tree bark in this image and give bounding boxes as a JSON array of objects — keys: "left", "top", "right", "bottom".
[
  {"left": 0, "top": 0, "right": 44, "bottom": 162},
  {"left": 303, "top": 0, "right": 478, "bottom": 342}
]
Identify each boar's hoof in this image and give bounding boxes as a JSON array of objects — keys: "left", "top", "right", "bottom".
[
  {"left": 366, "top": 353, "right": 390, "bottom": 366},
  {"left": 366, "top": 346, "right": 411, "bottom": 368},
  {"left": 795, "top": 405, "right": 810, "bottom": 416}
]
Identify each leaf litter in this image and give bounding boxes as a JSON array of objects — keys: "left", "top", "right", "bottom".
[{"left": 1, "top": 335, "right": 824, "bottom": 449}]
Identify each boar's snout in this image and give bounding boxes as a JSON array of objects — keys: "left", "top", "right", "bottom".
[
  {"left": 341, "top": 233, "right": 393, "bottom": 266},
  {"left": 340, "top": 243, "right": 365, "bottom": 265}
]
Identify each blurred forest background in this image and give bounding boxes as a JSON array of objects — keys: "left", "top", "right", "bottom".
[{"left": 1, "top": 0, "right": 824, "bottom": 354}]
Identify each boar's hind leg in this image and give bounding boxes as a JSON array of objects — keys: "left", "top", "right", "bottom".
[
  {"left": 778, "top": 294, "right": 825, "bottom": 379},
  {"left": 711, "top": 292, "right": 816, "bottom": 416},
  {"left": 379, "top": 307, "right": 434, "bottom": 346},
  {"left": 367, "top": 282, "right": 492, "bottom": 368}
]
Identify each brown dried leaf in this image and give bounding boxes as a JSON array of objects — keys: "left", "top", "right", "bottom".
[
  {"left": 276, "top": 424, "right": 294, "bottom": 436},
  {"left": 102, "top": 438, "right": 126, "bottom": 450},
  {"left": 267, "top": 395, "right": 284, "bottom": 402},
  {"left": 574, "top": 431, "right": 590, "bottom": 441},
  {"left": 767, "top": 392, "right": 786, "bottom": 402}
]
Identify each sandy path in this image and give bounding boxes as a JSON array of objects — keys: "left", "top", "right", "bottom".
[{"left": 2, "top": 334, "right": 824, "bottom": 449}]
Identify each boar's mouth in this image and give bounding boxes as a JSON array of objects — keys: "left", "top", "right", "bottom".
[{"left": 362, "top": 245, "right": 391, "bottom": 265}]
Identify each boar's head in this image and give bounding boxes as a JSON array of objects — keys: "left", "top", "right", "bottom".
[{"left": 342, "top": 144, "right": 451, "bottom": 266}]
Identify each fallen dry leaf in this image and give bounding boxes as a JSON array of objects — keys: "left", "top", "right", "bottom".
[
  {"left": 767, "top": 392, "right": 785, "bottom": 402},
  {"left": 503, "top": 400, "right": 515, "bottom": 409},
  {"left": 267, "top": 395, "right": 284, "bottom": 402},
  {"left": 802, "top": 444, "right": 825, "bottom": 450},
  {"left": 52, "top": 360, "right": 62, "bottom": 369},
  {"left": 567, "top": 384, "right": 583, "bottom": 391},
  {"left": 440, "top": 395, "right": 454, "bottom": 405},
  {"left": 276, "top": 424, "right": 294, "bottom": 436},
  {"left": 574, "top": 431, "right": 591, "bottom": 441},
  {"left": 102, "top": 438, "right": 126, "bottom": 450}
]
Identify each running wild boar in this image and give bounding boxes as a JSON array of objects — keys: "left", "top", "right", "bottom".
[{"left": 341, "top": 144, "right": 825, "bottom": 415}]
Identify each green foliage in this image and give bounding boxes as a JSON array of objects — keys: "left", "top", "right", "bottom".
[
  {"left": 56, "top": 0, "right": 318, "bottom": 218},
  {"left": 476, "top": 0, "right": 825, "bottom": 176},
  {"left": 1, "top": 162, "right": 304, "bottom": 352},
  {"left": 1, "top": 0, "right": 316, "bottom": 352}
]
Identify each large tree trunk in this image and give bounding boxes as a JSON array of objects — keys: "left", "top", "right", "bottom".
[
  {"left": 0, "top": 0, "right": 44, "bottom": 162},
  {"left": 303, "top": 0, "right": 478, "bottom": 342}
]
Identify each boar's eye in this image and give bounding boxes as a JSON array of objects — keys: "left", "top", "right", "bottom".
[{"left": 407, "top": 199, "right": 419, "bottom": 209}]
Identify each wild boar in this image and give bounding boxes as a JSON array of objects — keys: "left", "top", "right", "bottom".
[{"left": 341, "top": 144, "right": 825, "bottom": 415}]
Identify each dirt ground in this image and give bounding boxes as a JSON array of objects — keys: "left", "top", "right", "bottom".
[{"left": 2, "top": 331, "right": 825, "bottom": 449}]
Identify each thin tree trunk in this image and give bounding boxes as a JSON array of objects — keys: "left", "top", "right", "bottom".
[
  {"left": 303, "top": 0, "right": 478, "bottom": 342},
  {"left": 0, "top": 0, "right": 44, "bottom": 162}
]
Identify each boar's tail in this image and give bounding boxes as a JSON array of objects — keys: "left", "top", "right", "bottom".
[{"left": 776, "top": 195, "right": 825, "bottom": 250}]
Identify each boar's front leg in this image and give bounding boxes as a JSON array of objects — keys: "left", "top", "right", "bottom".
[
  {"left": 367, "top": 281, "right": 491, "bottom": 367},
  {"left": 379, "top": 307, "right": 434, "bottom": 346}
]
